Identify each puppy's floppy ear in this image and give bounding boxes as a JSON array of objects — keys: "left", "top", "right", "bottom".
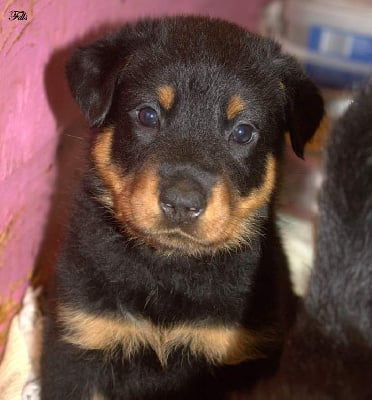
[
  {"left": 66, "top": 20, "right": 162, "bottom": 127},
  {"left": 276, "top": 54, "right": 324, "bottom": 158},
  {"left": 66, "top": 36, "right": 126, "bottom": 127}
]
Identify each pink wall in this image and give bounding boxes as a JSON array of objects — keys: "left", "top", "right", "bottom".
[{"left": 0, "top": 0, "right": 265, "bottom": 356}]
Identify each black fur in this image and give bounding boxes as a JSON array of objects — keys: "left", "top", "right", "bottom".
[
  {"left": 41, "top": 16, "right": 323, "bottom": 400},
  {"left": 247, "top": 85, "right": 372, "bottom": 399}
]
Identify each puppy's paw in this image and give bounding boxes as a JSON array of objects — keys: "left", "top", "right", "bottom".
[{"left": 22, "top": 379, "right": 40, "bottom": 400}]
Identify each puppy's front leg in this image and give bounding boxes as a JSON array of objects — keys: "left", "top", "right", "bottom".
[{"left": 41, "top": 320, "right": 105, "bottom": 400}]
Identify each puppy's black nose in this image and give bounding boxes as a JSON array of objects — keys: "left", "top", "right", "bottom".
[{"left": 159, "top": 179, "right": 206, "bottom": 224}]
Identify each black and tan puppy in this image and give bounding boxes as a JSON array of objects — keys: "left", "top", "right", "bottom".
[{"left": 41, "top": 16, "right": 323, "bottom": 400}]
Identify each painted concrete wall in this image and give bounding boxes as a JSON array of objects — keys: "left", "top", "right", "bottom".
[{"left": 0, "top": 0, "right": 265, "bottom": 355}]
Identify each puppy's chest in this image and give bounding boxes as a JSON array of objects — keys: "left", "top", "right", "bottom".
[{"left": 59, "top": 305, "right": 272, "bottom": 368}]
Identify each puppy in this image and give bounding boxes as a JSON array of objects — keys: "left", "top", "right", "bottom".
[
  {"left": 41, "top": 16, "right": 323, "bottom": 400},
  {"left": 248, "top": 85, "right": 372, "bottom": 399}
]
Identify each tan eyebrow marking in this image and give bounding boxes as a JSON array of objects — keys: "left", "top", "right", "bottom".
[
  {"left": 157, "top": 85, "right": 176, "bottom": 110},
  {"left": 226, "top": 95, "right": 245, "bottom": 120}
]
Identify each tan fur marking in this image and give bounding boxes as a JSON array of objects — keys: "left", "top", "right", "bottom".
[
  {"left": 236, "top": 154, "right": 276, "bottom": 218},
  {"left": 193, "top": 155, "right": 276, "bottom": 252},
  {"left": 91, "top": 129, "right": 124, "bottom": 195},
  {"left": 226, "top": 96, "right": 245, "bottom": 120},
  {"left": 126, "top": 168, "right": 162, "bottom": 232},
  {"left": 91, "top": 391, "right": 106, "bottom": 400},
  {"left": 198, "top": 180, "right": 235, "bottom": 245},
  {"left": 60, "top": 307, "right": 267, "bottom": 368},
  {"left": 158, "top": 85, "right": 175, "bottom": 111},
  {"left": 91, "top": 128, "right": 160, "bottom": 236}
]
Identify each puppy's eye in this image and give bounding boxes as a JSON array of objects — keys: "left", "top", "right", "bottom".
[
  {"left": 229, "top": 124, "right": 256, "bottom": 145},
  {"left": 138, "top": 107, "right": 159, "bottom": 128}
]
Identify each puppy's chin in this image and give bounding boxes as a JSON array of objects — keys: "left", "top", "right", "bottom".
[
  {"left": 138, "top": 229, "right": 222, "bottom": 257},
  {"left": 123, "top": 222, "right": 258, "bottom": 257},
  {"left": 143, "top": 233, "right": 216, "bottom": 257}
]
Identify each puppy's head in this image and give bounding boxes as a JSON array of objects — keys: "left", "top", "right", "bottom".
[{"left": 67, "top": 16, "right": 324, "bottom": 256}]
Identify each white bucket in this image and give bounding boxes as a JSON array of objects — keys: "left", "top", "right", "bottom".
[{"left": 282, "top": 0, "right": 372, "bottom": 89}]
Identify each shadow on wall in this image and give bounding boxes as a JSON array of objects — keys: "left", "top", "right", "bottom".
[{"left": 33, "top": 24, "right": 123, "bottom": 294}]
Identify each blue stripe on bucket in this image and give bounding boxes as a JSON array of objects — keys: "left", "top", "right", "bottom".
[{"left": 308, "top": 25, "right": 372, "bottom": 63}]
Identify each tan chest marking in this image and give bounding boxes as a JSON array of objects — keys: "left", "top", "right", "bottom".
[{"left": 59, "top": 306, "right": 270, "bottom": 367}]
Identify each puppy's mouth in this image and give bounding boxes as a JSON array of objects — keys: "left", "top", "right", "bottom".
[
  {"left": 157, "top": 228, "right": 202, "bottom": 241},
  {"left": 141, "top": 227, "right": 224, "bottom": 252},
  {"left": 92, "top": 128, "right": 277, "bottom": 256}
]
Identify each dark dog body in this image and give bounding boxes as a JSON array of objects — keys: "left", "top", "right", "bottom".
[
  {"left": 248, "top": 85, "right": 372, "bottom": 399},
  {"left": 41, "top": 16, "right": 323, "bottom": 399}
]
